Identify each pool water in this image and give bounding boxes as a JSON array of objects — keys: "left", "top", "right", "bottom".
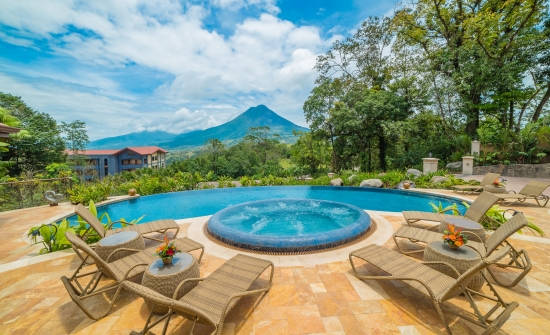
[
  {"left": 67, "top": 186, "right": 466, "bottom": 225},
  {"left": 207, "top": 199, "right": 371, "bottom": 251}
]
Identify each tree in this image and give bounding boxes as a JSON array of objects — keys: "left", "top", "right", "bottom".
[
  {"left": 392, "top": 0, "right": 548, "bottom": 135},
  {"left": 304, "top": 17, "right": 411, "bottom": 171},
  {"left": 0, "top": 93, "right": 65, "bottom": 175},
  {"left": 244, "top": 126, "right": 280, "bottom": 165},
  {"left": 205, "top": 138, "right": 224, "bottom": 176},
  {"left": 60, "top": 120, "right": 88, "bottom": 154},
  {"left": 290, "top": 131, "right": 331, "bottom": 174}
]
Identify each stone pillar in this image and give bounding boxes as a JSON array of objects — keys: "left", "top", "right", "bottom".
[
  {"left": 422, "top": 158, "right": 439, "bottom": 174},
  {"left": 462, "top": 156, "right": 474, "bottom": 175},
  {"left": 471, "top": 140, "right": 480, "bottom": 155}
]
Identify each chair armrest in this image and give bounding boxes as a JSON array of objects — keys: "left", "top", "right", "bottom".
[
  {"left": 113, "top": 220, "right": 136, "bottom": 227},
  {"left": 106, "top": 248, "right": 143, "bottom": 262},
  {"left": 172, "top": 277, "right": 206, "bottom": 299},
  {"left": 221, "top": 286, "right": 273, "bottom": 320},
  {"left": 421, "top": 261, "right": 461, "bottom": 277},
  {"left": 122, "top": 263, "right": 149, "bottom": 280},
  {"left": 349, "top": 254, "right": 438, "bottom": 299},
  {"left": 461, "top": 230, "right": 485, "bottom": 243}
]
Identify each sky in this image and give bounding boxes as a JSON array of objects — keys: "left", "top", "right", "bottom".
[{"left": 0, "top": 0, "right": 398, "bottom": 140}]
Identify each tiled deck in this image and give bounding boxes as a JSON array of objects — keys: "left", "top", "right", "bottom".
[{"left": 1, "top": 183, "right": 550, "bottom": 334}]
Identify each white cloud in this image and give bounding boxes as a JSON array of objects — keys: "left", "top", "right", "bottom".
[
  {"left": 0, "top": 0, "right": 326, "bottom": 138},
  {"left": 212, "top": 0, "right": 280, "bottom": 14}
]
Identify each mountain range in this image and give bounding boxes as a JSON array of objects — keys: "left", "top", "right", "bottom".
[{"left": 89, "top": 105, "right": 308, "bottom": 150}]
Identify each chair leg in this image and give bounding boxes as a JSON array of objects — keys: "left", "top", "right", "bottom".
[
  {"left": 535, "top": 195, "right": 549, "bottom": 207},
  {"left": 433, "top": 301, "right": 452, "bottom": 335},
  {"left": 486, "top": 249, "right": 531, "bottom": 288},
  {"left": 197, "top": 247, "right": 204, "bottom": 263},
  {"left": 161, "top": 311, "right": 173, "bottom": 335}
]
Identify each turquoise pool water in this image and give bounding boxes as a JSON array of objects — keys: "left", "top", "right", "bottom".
[
  {"left": 69, "top": 186, "right": 466, "bottom": 225},
  {"left": 207, "top": 199, "right": 371, "bottom": 251}
]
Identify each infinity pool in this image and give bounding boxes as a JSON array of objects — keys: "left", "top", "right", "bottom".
[
  {"left": 70, "top": 186, "right": 466, "bottom": 224},
  {"left": 207, "top": 199, "right": 371, "bottom": 251}
]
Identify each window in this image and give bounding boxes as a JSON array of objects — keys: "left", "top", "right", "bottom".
[{"left": 104, "top": 158, "right": 108, "bottom": 166}]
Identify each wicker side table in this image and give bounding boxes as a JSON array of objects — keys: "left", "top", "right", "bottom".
[
  {"left": 424, "top": 241, "right": 484, "bottom": 291},
  {"left": 96, "top": 231, "right": 145, "bottom": 261},
  {"left": 142, "top": 252, "right": 199, "bottom": 314},
  {"left": 440, "top": 216, "right": 486, "bottom": 242}
]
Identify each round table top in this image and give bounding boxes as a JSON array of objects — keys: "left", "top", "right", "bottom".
[
  {"left": 98, "top": 231, "right": 139, "bottom": 247},
  {"left": 426, "top": 241, "right": 479, "bottom": 261},
  {"left": 148, "top": 253, "right": 194, "bottom": 276},
  {"left": 442, "top": 216, "right": 483, "bottom": 230}
]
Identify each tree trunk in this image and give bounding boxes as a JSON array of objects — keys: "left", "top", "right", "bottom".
[
  {"left": 464, "top": 90, "right": 481, "bottom": 136},
  {"left": 532, "top": 84, "right": 550, "bottom": 122},
  {"left": 367, "top": 139, "right": 372, "bottom": 172},
  {"left": 508, "top": 100, "right": 514, "bottom": 130},
  {"left": 378, "top": 133, "right": 387, "bottom": 171}
]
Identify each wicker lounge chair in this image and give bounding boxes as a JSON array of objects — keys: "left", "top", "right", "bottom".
[
  {"left": 494, "top": 181, "right": 550, "bottom": 207},
  {"left": 75, "top": 203, "right": 180, "bottom": 243},
  {"left": 349, "top": 244, "right": 517, "bottom": 334},
  {"left": 61, "top": 231, "right": 204, "bottom": 320},
  {"left": 123, "top": 254, "right": 274, "bottom": 335},
  {"left": 394, "top": 212, "right": 532, "bottom": 287},
  {"left": 403, "top": 191, "right": 499, "bottom": 229},
  {"left": 452, "top": 173, "right": 500, "bottom": 193}
]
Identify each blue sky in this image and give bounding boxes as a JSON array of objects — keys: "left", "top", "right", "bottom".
[{"left": 0, "top": 0, "right": 398, "bottom": 140}]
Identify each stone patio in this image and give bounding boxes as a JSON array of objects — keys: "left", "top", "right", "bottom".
[{"left": 1, "top": 179, "right": 550, "bottom": 334}]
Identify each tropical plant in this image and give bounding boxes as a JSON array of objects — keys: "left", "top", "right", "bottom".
[
  {"left": 461, "top": 202, "right": 544, "bottom": 236},
  {"left": 429, "top": 201, "right": 460, "bottom": 216},
  {"left": 28, "top": 219, "right": 73, "bottom": 254},
  {"left": 73, "top": 200, "right": 143, "bottom": 244},
  {"left": 217, "top": 176, "right": 234, "bottom": 188}
]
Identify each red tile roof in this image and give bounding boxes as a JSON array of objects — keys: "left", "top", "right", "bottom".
[
  {"left": 66, "top": 146, "right": 167, "bottom": 156},
  {"left": 65, "top": 149, "right": 120, "bottom": 155},
  {"left": 124, "top": 146, "right": 168, "bottom": 155}
]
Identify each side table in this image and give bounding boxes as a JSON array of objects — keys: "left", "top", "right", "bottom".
[
  {"left": 96, "top": 231, "right": 145, "bottom": 261},
  {"left": 440, "top": 216, "right": 486, "bottom": 242},
  {"left": 424, "top": 241, "right": 484, "bottom": 291},
  {"left": 142, "top": 252, "right": 199, "bottom": 314}
]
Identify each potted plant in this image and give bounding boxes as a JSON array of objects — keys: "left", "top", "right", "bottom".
[
  {"left": 156, "top": 236, "right": 180, "bottom": 265},
  {"left": 442, "top": 224, "right": 468, "bottom": 249}
]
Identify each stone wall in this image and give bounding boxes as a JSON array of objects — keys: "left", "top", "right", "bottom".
[{"left": 473, "top": 163, "right": 550, "bottom": 178}]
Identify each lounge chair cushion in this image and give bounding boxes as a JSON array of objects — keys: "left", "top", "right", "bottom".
[
  {"left": 452, "top": 184, "right": 483, "bottom": 190},
  {"left": 402, "top": 211, "right": 454, "bottom": 223},
  {"left": 179, "top": 254, "right": 273, "bottom": 324},
  {"left": 107, "top": 219, "right": 179, "bottom": 236},
  {"left": 350, "top": 245, "right": 457, "bottom": 300}
]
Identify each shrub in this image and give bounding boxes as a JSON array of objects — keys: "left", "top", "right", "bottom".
[
  {"left": 239, "top": 176, "right": 256, "bottom": 186},
  {"left": 218, "top": 176, "right": 234, "bottom": 188},
  {"left": 379, "top": 170, "right": 406, "bottom": 188},
  {"left": 67, "top": 182, "right": 112, "bottom": 204}
]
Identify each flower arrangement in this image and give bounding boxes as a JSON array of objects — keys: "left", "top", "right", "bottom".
[
  {"left": 492, "top": 178, "right": 503, "bottom": 187},
  {"left": 156, "top": 236, "right": 180, "bottom": 264},
  {"left": 442, "top": 224, "right": 468, "bottom": 249}
]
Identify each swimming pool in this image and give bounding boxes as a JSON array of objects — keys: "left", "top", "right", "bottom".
[
  {"left": 68, "top": 186, "right": 466, "bottom": 225},
  {"left": 207, "top": 199, "right": 371, "bottom": 252}
]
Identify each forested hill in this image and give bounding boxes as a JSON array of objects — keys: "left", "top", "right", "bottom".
[{"left": 88, "top": 105, "right": 308, "bottom": 149}]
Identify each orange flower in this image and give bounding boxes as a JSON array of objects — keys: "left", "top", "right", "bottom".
[{"left": 455, "top": 240, "right": 464, "bottom": 247}]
